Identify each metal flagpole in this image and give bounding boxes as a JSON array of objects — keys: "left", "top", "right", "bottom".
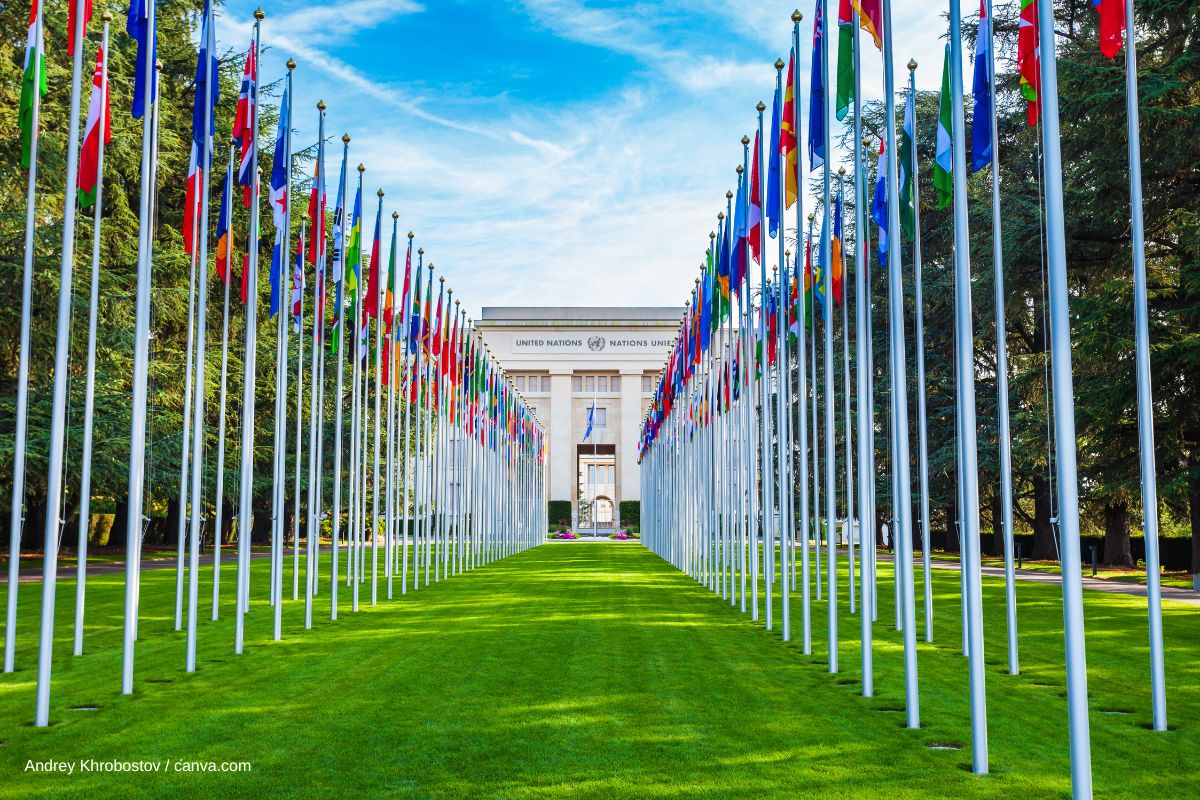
[
  {"left": 837, "top": 167, "right": 855, "bottom": 618},
  {"left": 880, "top": 0, "right": 918, "bottom": 728},
  {"left": 385, "top": 214, "right": 400, "bottom": 598},
  {"left": 74, "top": 16, "right": 112, "bottom": 656},
  {"left": 185, "top": 5, "right": 220, "bottom": 668},
  {"left": 1120, "top": 0, "right": 1166, "bottom": 732},
  {"left": 907, "top": 62, "right": 934, "bottom": 643},
  {"left": 34, "top": 0, "right": 91, "bottom": 723},
  {"left": 948, "top": 0, "right": 988, "bottom": 771},
  {"left": 755, "top": 104, "right": 775, "bottom": 634},
  {"left": 818, "top": 0, "right": 837, "bottom": 673},
  {"left": 235, "top": 11, "right": 264, "bottom": 656},
  {"left": 121, "top": 0, "right": 159, "bottom": 696},
  {"left": 328, "top": 132, "right": 349, "bottom": 619},
  {"left": 1037, "top": 0, "right": 1093, "bottom": 792},
  {"left": 176, "top": 172, "right": 201, "bottom": 633},
  {"left": 369, "top": 190, "right": 385, "bottom": 604},
  {"left": 213, "top": 147, "right": 234, "bottom": 619},
  {"left": 304, "top": 113, "right": 329, "bottom": 628},
  {"left": 293, "top": 216, "right": 306, "bottom": 604},
  {"left": 855, "top": 132, "right": 873, "bottom": 698}
]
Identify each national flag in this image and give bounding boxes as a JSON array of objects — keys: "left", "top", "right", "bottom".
[
  {"left": 383, "top": 227, "right": 397, "bottom": 334},
  {"left": 850, "top": 0, "right": 883, "bottom": 49},
  {"left": 1093, "top": 0, "right": 1125, "bottom": 60},
  {"left": 716, "top": 213, "right": 731, "bottom": 314},
  {"left": 583, "top": 399, "right": 596, "bottom": 443},
  {"left": 808, "top": 0, "right": 826, "bottom": 171},
  {"left": 193, "top": 0, "right": 218, "bottom": 155},
  {"left": 781, "top": 48, "right": 799, "bottom": 209},
  {"left": 242, "top": 202, "right": 260, "bottom": 305},
  {"left": 292, "top": 224, "right": 305, "bottom": 332},
  {"left": 126, "top": 0, "right": 156, "bottom": 119},
  {"left": 232, "top": 42, "right": 257, "bottom": 205},
  {"left": 971, "top": 0, "right": 994, "bottom": 174},
  {"left": 420, "top": 281, "right": 433, "bottom": 354},
  {"left": 215, "top": 166, "right": 232, "bottom": 283},
  {"left": 788, "top": 262, "right": 801, "bottom": 344},
  {"left": 934, "top": 45, "right": 953, "bottom": 210},
  {"left": 767, "top": 81, "right": 782, "bottom": 239},
  {"left": 20, "top": 0, "right": 46, "bottom": 167},
  {"left": 269, "top": 231, "right": 282, "bottom": 318},
  {"left": 345, "top": 186, "right": 362, "bottom": 299},
  {"left": 68, "top": 0, "right": 92, "bottom": 56},
  {"left": 899, "top": 81, "right": 917, "bottom": 237},
  {"left": 870, "top": 138, "right": 889, "bottom": 269},
  {"left": 78, "top": 45, "right": 111, "bottom": 207},
  {"left": 832, "top": 185, "right": 845, "bottom": 305},
  {"left": 835, "top": 0, "right": 855, "bottom": 121},
  {"left": 731, "top": 167, "right": 747, "bottom": 294},
  {"left": 430, "top": 286, "right": 444, "bottom": 357},
  {"left": 306, "top": 156, "right": 326, "bottom": 266},
  {"left": 1018, "top": 0, "right": 1041, "bottom": 126},
  {"left": 748, "top": 130, "right": 763, "bottom": 263},
  {"left": 815, "top": 209, "right": 829, "bottom": 311},
  {"left": 183, "top": 143, "right": 202, "bottom": 255},
  {"left": 365, "top": 203, "right": 382, "bottom": 317},
  {"left": 269, "top": 87, "right": 289, "bottom": 234},
  {"left": 802, "top": 216, "right": 815, "bottom": 328}
]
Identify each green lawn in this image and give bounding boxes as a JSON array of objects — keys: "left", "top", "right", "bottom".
[{"left": 0, "top": 543, "right": 1196, "bottom": 798}]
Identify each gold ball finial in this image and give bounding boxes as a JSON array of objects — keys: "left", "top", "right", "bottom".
[
  {"left": 155, "top": 59, "right": 163, "bottom": 70},
  {"left": 785, "top": 248, "right": 791, "bottom": 257},
  {"left": 419, "top": 248, "right": 426, "bottom": 256},
  {"left": 377, "top": 188, "right": 385, "bottom": 197},
  {"left": 862, "top": 136, "right": 872, "bottom": 149},
  {"left": 838, "top": 166, "right": 846, "bottom": 176},
  {"left": 756, "top": 101, "right": 766, "bottom": 112},
  {"left": 439, "top": 276, "right": 445, "bottom": 285},
  {"left": 791, "top": 9, "right": 803, "bottom": 23},
  {"left": 726, "top": 190, "right": 734, "bottom": 199},
  {"left": 408, "top": 231, "right": 415, "bottom": 239},
  {"left": 455, "top": 299, "right": 460, "bottom": 307},
  {"left": 256, "top": 166, "right": 262, "bottom": 175},
  {"left": 342, "top": 133, "right": 350, "bottom": 143},
  {"left": 775, "top": 58, "right": 785, "bottom": 71},
  {"left": 254, "top": 8, "right": 265, "bottom": 20},
  {"left": 709, "top": 231, "right": 716, "bottom": 240},
  {"left": 741, "top": 135, "right": 750, "bottom": 145},
  {"left": 736, "top": 165, "right": 744, "bottom": 175},
  {"left": 392, "top": 211, "right": 399, "bottom": 220},
  {"left": 287, "top": 58, "right": 297, "bottom": 71},
  {"left": 717, "top": 211, "right": 725, "bottom": 220},
  {"left": 101, "top": 10, "right": 112, "bottom": 22},
  {"left": 807, "top": 212, "right": 815, "bottom": 222},
  {"left": 908, "top": 59, "right": 918, "bottom": 72},
  {"left": 317, "top": 100, "right": 327, "bottom": 111}
]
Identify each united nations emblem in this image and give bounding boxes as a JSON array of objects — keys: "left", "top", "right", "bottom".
[{"left": 587, "top": 336, "right": 606, "bottom": 352}]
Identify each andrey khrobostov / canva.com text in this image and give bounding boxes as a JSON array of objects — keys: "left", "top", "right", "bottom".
[{"left": 24, "top": 759, "right": 252, "bottom": 774}]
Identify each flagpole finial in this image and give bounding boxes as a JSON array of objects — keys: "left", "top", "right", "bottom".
[
  {"left": 420, "top": 249, "right": 426, "bottom": 256},
  {"left": 392, "top": 211, "right": 399, "bottom": 220},
  {"left": 807, "top": 212, "right": 815, "bottom": 222},
  {"left": 156, "top": 60, "right": 163, "bottom": 71},
  {"left": 756, "top": 101, "right": 766, "bottom": 112},
  {"left": 792, "top": 9, "right": 803, "bottom": 23},
  {"left": 907, "top": 59, "right": 918, "bottom": 72},
  {"left": 862, "top": 136, "right": 871, "bottom": 149},
  {"left": 317, "top": 100, "right": 327, "bottom": 111},
  {"left": 377, "top": 188, "right": 385, "bottom": 197},
  {"left": 785, "top": 249, "right": 791, "bottom": 257},
  {"left": 101, "top": 10, "right": 112, "bottom": 21},
  {"left": 710, "top": 231, "right": 716, "bottom": 240},
  {"left": 718, "top": 212, "right": 725, "bottom": 221},
  {"left": 439, "top": 276, "right": 444, "bottom": 284},
  {"left": 357, "top": 163, "right": 365, "bottom": 173},
  {"left": 838, "top": 166, "right": 846, "bottom": 176},
  {"left": 775, "top": 59, "right": 785, "bottom": 71},
  {"left": 736, "top": 165, "right": 744, "bottom": 175},
  {"left": 342, "top": 133, "right": 350, "bottom": 143},
  {"left": 726, "top": 190, "right": 733, "bottom": 199},
  {"left": 741, "top": 135, "right": 750, "bottom": 146},
  {"left": 287, "top": 59, "right": 297, "bottom": 71},
  {"left": 408, "top": 231, "right": 415, "bottom": 239},
  {"left": 254, "top": 8, "right": 265, "bottom": 20}
]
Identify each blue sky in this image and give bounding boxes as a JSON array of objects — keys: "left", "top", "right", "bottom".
[{"left": 219, "top": 0, "right": 950, "bottom": 317}]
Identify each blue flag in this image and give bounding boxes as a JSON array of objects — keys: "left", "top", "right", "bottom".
[
  {"left": 815, "top": 210, "right": 828, "bottom": 310},
  {"left": 732, "top": 167, "right": 748, "bottom": 294},
  {"left": 270, "top": 233, "right": 282, "bottom": 318},
  {"left": 970, "top": 0, "right": 994, "bottom": 173},
  {"left": 870, "top": 143, "right": 889, "bottom": 269},
  {"left": 127, "top": 0, "right": 157, "bottom": 119},
  {"left": 192, "top": 0, "right": 218, "bottom": 154},
  {"left": 807, "top": 0, "right": 825, "bottom": 171},
  {"left": 767, "top": 80, "right": 782, "bottom": 239}
]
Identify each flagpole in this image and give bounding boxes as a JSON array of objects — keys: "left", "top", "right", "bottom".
[
  {"left": 293, "top": 215, "right": 307, "bottom": 605},
  {"left": 175, "top": 169, "right": 201, "bottom": 634},
  {"left": 401, "top": 241, "right": 419, "bottom": 594},
  {"left": 73, "top": 15, "right": 112, "bottom": 657},
  {"left": 213, "top": 146, "right": 235, "bottom": 620},
  {"left": 328, "top": 131, "right": 348, "bottom": 620},
  {"left": 186, "top": 5, "right": 220, "bottom": 669},
  {"left": 385, "top": 214, "right": 400, "bottom": 598},
  {"left": 370, "top": 189, "right": 385, "bottom": 605},
  {"left": 881, "top": 0, "right": 918, "bottom": 728},
  {"left": 121, "top": 0, "right": 159, "bottom": 696},
  {"left": 837, "top": 168, "right": 855, "bottom": 619},
  {"left": 305, "top": 112, "right": 329, "bottom": 628}
]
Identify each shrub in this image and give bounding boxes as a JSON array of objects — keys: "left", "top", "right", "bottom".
[
  {"left": 547, "top": 500, "right": 572, "bottom": 527},
  {"left": 618, "top": 500, "right": 640, "bottom": 524}
]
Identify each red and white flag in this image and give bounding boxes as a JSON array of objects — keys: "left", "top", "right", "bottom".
[
  {"left": 78, "top": 45, "right": 110, "bottom": 208},
  {"left": 183, "top": 143, "right": 202, "bottom": 255},
  {"left": 232, "top": 41, "right": 257, "bottom": 206}
]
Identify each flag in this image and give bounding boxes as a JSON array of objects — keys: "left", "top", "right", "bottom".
[
  {"left": 307, "top": 156, "right": 326, "bottom": 266},
  {"left": 183, "top": 144, "right": 202, "bottom": 255},
  {"left": 232, "top": 42, "right": 257, "bottom": 205},
  {"left": 934, "top": 45, "right": 953, "bottom": 210},
  {"left": 870, "top": 138, "right": 888, "bottom": 269},
  {"left": 731, "top": 168, "right": 747, "bottom": 294},
  {"left": 971, "top": 0, "right": 993, "bottom": 173},
  {"left": 748, "top": 130, "right": 763, "bottom": 263},
  {"left": 292, "top": 226, "right": 305, "bottom": 332},
  {"left": 583, "top": 399, "right": 595, "bottom": 443},
  {"left": 850, "top": 0, "right": 883, "bottom": 49},
  {"left": 215, "top": 167, "right": 232, "bottom": 283},
  {"left": 767, "top": 81, "right": 782, "bottom": 239},
  {"left": 20, "top": 0, "right": 46, "bottom": 168},
  {"left": 78, "top": 46, "right": 111, "bottom": 207},
  {"left": 383, "top": 228, "right": 396, "bottom": 334},
  {"left": 781, "top": 48, "right": 799, "bottom": 209},
  {"left": 803, "top": 216, "right": 815, "bottom": 328},
  {"left": 1018, "top": 0, "right": 1041, "bottom": 126},
  {"left": 835, "top": 0, "right": 854, "bottom": 121},
  {"left": 270, "top": 231, "right": 282, "bottom": 318},
  {"left": 269, "top": 87, "right": 288, "bottom": 234},
  {"left": 716, "top": 213, "right": 731, "bottom": 315},
  {"left": 242, "top": 204, "right": 259, "bottom": 305},
  {"left": 815, "top": 210, "right": 829, "bottom": 310},
  {"left": 1093, "top": 0, "right": 1125, "bottom": 60},
  {"left": 899, "top": 81, "right": 917, "bottom": 237},
  {"left": 808, "top": 0, "right": 826, "bottom": 171},
  {"left": 193, "top": 0, "right": 218, "bottom": 155},
  {"left": 832, "top": 186, "right": 845, "bottom": 305},
  {"left": 68, "top": 0, "right": 92, "bottom": 56},
  {"left": 365, "top": 204, "right": 382, "bottom": 317},
  {"left": 345, "top": 186, "right": 362, "bottom": 299},
  {"left": 126, "top": 0, "right": 156, "bottom": 119}
]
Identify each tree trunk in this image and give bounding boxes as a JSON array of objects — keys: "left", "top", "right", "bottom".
[
  {"left": 943, "top": 484, "right": 959, "bottom": 554},
  {"left": 1103, "top": 499, "right": 1133, "bottom": 567},
  {"left": 991, "top": 482, "right": 1004, "bottom": 557},
  {"left": 1032, "top": 474, "right": 1057, "bottom": 560}
]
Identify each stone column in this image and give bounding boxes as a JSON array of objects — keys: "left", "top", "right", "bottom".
[
  {"left": 549, "top": 370, "right": 573, "bottom": 505},
  {"left": 619, "top": 370, "right": 642, "bottom": 507}
]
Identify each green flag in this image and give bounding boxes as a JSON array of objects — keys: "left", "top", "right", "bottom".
[
  {"left": 19, "top": 2, "right": 46, "bottom": 168},
  {"left": 835, "top": 0, "right": 855, "bottom": 121},
  {"left": 933, "top": 45, "right": 953, "bottom": 210},
  {"left": 899, "top": 82, "right": 917, "bottom": 238}
]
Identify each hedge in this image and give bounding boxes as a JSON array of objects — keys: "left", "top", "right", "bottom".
[
  {"left": 618, "top": 500, "right": 640, "bottom": 524},
  {"left": 547, "top": 500, "right": 572, "bottom": 526}
]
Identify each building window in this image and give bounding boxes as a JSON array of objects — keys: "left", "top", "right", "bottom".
[
  {"left": 598, "top": 375, "right": 608, "bottom": 393},
  {"left": 595, "top": 408, "right": 607, "bottom": 429},
  {"left": 516, "top": 376, "right": 525, "bottom": 391},
  {"left": 572, "top": 375, "right": 582, "bottom": 392},
  {"left": 585, "top": 376, "right": 595, "bottom": 392},
  {"left": 541, "top": 376, "right": 551, "bottom": 392},
  {"left": 642, "top": 375, "right": 652, "bottom": 392}
]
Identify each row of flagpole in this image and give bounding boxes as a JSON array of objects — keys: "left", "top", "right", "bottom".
[
  {"left": 637, "top": 2, "right": 1166, "bottom": 798},
  {"left": 5, "top": 2, "right": 546, "bottom": 729}
]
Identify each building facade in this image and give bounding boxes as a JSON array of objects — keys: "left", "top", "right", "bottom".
[{"left": 476, "top": 307, "right": 680, "bottom": 528}]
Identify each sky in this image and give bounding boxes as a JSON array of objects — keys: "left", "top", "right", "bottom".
[{"left": 219, "top": 0, "right": 952, "bottom": 318}]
